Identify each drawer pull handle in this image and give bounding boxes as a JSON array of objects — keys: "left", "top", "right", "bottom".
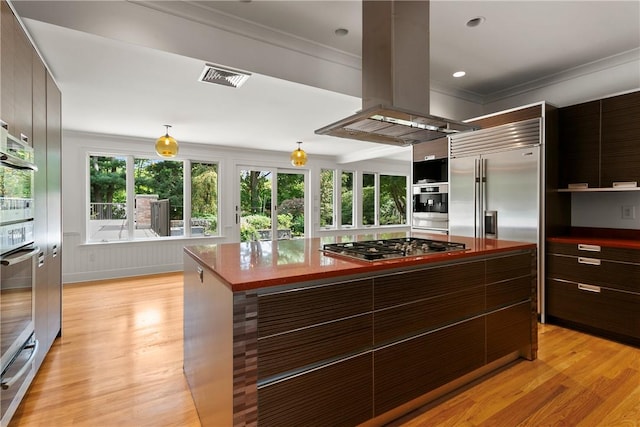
[
  {"left": 578, "top": 283, "right": 601, "bottom": 293},
  {"left": 577, "top": 244, "right": 601, "bottom": 252},
  {"left": 578, "top": 257, "right": 601, "bottom": 266}
]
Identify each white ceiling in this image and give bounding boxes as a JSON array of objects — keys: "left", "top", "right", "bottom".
[{"left": 11, "top": 0, "right": 640, "bottom": 163}]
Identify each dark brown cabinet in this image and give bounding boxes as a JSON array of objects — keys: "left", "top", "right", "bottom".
[
  {"left": 374, "top": 317, "right": 485, "bottom": 416},
  {"left": 558, "top": 100, "right": 600, "bottom": 188},
  {"left": 546, "top": 242, "right": 640, "bottom": 346},
  {"left": 254, "top": 250, "right": 535, "bottom": 423},
  {"left": 601, "top": 91, "right": 640, "bottom": 187},
  {"left": 257, "top": 278, "right": 373, "bottom": 380},
  {"left": 185, "top": 248, "right": 536, "bottom": 426},
  {"left": 559, "top": 91, "right": 640, "bottom": 189}
]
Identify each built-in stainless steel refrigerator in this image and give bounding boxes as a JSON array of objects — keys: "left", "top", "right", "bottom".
[
  {"left": 449, "top": 118, "right": 543, "bottom": 316},
  {"left": 449, "top": 118, "right": 541, "bottom": 243}
]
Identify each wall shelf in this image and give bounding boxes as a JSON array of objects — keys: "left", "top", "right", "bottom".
[{"left": 558, "top": 187, "right": 640, "bottom": 193}]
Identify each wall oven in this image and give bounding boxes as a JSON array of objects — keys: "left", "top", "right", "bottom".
[
  {"left": 412, "top": 183, "right": 449, "bottom": 234},
  {"left": 1, "top": 126, "right": 39, "bottom": 426}
]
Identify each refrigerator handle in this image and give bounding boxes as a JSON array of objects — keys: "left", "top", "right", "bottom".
[{"left": 481, "top": 158, "right": 488, "bottom": 238}]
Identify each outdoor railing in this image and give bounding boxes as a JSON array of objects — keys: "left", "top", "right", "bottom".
[{"left": 90, "top": 203, "right": 126, "bottom": 220}]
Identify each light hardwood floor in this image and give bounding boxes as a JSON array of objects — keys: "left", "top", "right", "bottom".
[{"left": 9, "top": 273, "right": 640, "bottom": 426}]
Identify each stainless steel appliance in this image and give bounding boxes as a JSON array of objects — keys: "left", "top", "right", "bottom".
[
  {"left": 448, "top": 118, "right": 541, "bottom": 244},
  {"left": 412, "top": 183, "right": 448, "bottom": 234},
  {"left": 1, "top": 126, "right": 39, "bottom": 426},
  {"left": 315, "top": 1, "right": 477, "bottom": 145},
  {"left": 322, "top": 237, "right": 465, "bottom": 262},
  {"left": 449, "top": 117, "right": 543, "bottom": 319}
]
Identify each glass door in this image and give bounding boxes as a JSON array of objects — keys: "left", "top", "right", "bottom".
[
  {"left": 238, "top": 167, "right": 306, "bottom": 242},
  {"left": 276, "top": 170, "right": 305, "bottom": 240}
]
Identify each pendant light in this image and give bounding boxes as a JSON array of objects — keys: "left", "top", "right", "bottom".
[
  {"left": 155, "top": 125, "right": 179, "bottom": 158},
  {"left": 290, "top": 141, "right": 307, "bottom": 167}
]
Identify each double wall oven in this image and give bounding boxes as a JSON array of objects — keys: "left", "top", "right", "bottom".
[{"left": 1, "top": 126, "right": 39, "bottom": 425}]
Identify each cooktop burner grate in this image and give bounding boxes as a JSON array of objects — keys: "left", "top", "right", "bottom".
[{"left": 322, "top": 237, "right": 466, "bottom": 261}]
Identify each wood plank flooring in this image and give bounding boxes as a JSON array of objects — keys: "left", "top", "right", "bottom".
[{"left": 8, "top": 273, "right": 640, "bottom": 426}]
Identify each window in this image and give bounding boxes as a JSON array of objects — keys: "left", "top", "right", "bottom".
[
  {"left": 341, "top": 171, "right": 354, "bottom": 227},
  {"left": 134, "top": 157, "right": 184, "bottom": 237},
  {"left": 379, "top": 174, "right": 407, "bottom": 225},
  {"left": 88, "top": 155, "right": 218, "bottom": 242},
  {"left": 362, "top": 173, "right": 376, "bottom": 226},
  {"left": 320, "top": 169, "right": 334, "bottom": 228},
  {"left": 89, "top": 156, "right": 127, "bottom": 241},
  {"left": 191, "top": 162, "right": 218, "bottom": 236}
]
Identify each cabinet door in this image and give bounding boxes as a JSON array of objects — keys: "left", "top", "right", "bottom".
[
  {"left": 374, "top": 317, "right": 485, "bottom": 415},
  {"left": 486, "top": 302, "right": 533, "bottom": 362},
  {"left": 547, "top": 278, "right": 640, "bottom": 342},
  {"left": 413, "top": 137, "right": 447, "bottom": 161},
  {"left": 558, "top": 100, "right": 600, "bottom": 188},
  {"left": 257, "top": 279, "right": 372, "bottom": 380},
  {"left": 547, "top": 253, "right": 640, "bottom": 294},
  {"left": 13, "top": 16, "right": 32, "bottom": 143},
  {"left": 1, "top": 0, "right": 15, "bottom": 127},
  {"left": 46, "top": 72, "right": 62, "bottom": 342},
  {"left": 601, "top": 91, "right": 640, "bottom": 187},
  {"left": 32, "top": 53, "right": 50, "bottom": 368},
  {"left": 258, "top": 353, "right": 373, "bottom": 427}
]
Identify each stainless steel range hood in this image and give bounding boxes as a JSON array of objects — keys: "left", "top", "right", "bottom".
[{"left": 315, "top": 1, "right": 477, "bottom": 146}]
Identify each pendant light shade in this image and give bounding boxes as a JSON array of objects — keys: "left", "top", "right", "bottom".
[
  {"left": 290, "top": 141, "right": 307, "bottom": 167},
  {"left": 155, "top": 125, "right": 179, "bottom": 157}
]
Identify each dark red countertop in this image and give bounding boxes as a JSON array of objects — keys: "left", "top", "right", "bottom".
[
  {"left": 547, "top": 227, "right": 640, "bottom": 250},
  {"left": 184, "top": 232, "right": 536, "bottom": 292}
]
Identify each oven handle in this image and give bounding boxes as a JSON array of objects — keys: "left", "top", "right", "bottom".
[
  {"left": 1, "top": 340, "right": 39, "bottom": 390},
  {"left": 0, "top": 150, "right": 38, "bottom": 171},
  {"left": 0, "top": 246, "right": 40, "bottom": 266}
]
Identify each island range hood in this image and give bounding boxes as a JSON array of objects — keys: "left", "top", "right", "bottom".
[{"left": 315, "top": 1, "right": 477, "bottom": 146}]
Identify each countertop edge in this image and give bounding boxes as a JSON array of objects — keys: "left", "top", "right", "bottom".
[{"left": 547, "top": 236, "right": 640, "bottom": 250}]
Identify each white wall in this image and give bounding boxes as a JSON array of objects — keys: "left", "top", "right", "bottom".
[
  {"left": 571, "top": 192, "right": 640, "bottom": 230},
  {"left": 62, "top": 130, "right": 411, "bottom": 283}
]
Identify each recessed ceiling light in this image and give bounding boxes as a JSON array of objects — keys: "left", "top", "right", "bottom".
[
  {"left": 466, "top": 16, "right": 486, "bottom": 28},
  {"left": 335, "top": 28, "right": 349, "bottom": 36},
  {"left": 453, "top": 71, "right": 466, "bottom": 78}
]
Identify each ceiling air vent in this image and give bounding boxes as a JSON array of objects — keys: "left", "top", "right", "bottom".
[{"left": 198, "top": 64, "right": 251, "bottom": 88}]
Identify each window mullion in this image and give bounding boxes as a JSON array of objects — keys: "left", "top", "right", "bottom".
[
  {"left": 126, "top": 155, "right": 135, "bottom": 240},
  {"left": 184, "top": 160, "right": 192, "bottom": 238}
]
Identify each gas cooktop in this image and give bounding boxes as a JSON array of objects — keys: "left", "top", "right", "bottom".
[{"left": 322, "top": 237, "right": 466, "bottom": 262}]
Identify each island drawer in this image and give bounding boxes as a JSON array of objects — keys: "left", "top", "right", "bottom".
[
  {"left": 486, "top": 276, "right": 532, "bottom": 311},
  {"left": 547, "top": 253, "right": 640, "bottom": 293},
  {"left": 257, "top": 278, "right": 372, "bottom": 338},
  {"left": 486, "top": 301, "right": 533, "bottom": 362},
  {"left": 374, "top": 285, "right": 484, "bottom": 345},
  {"left": 258, "top": 313, "right": 372, "bottom": 380},
  {"left": 374, "top": 260, "right": 484, "bottom": 310},
  {"left": 373, "top": 317, "right": 485, "bottom": 416},
  {"left": 486, "top": 252, "right": 533, "bottom": 284},
  {"left": 547, "top": 242, "right": 640, "bottom": 263},
  {"left": 547, "top": 278, "right": 640, "bottom": 339},
  {"left": 258, "top": 353, "right": 373, "bottom": 427}
]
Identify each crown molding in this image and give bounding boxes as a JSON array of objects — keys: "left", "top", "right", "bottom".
[{"left": 129, "top": 0, "right": 361, "bottom": 72}]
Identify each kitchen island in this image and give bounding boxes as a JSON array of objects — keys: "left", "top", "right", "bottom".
[{"left": 183, "top": 233, "right": 537, "bottom": 426}]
